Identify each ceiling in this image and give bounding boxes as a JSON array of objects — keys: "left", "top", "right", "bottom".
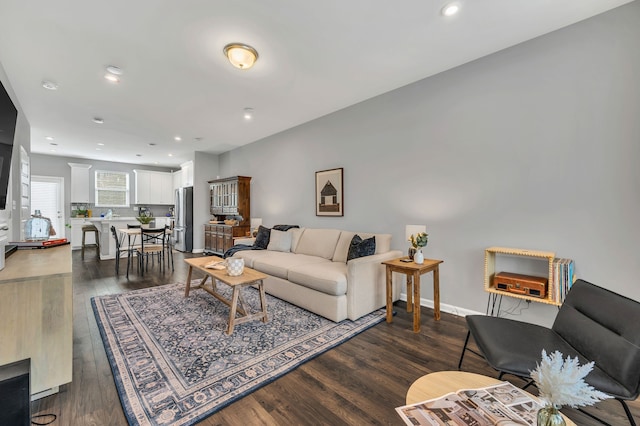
[{"left": 0, "top": 0, "right": 632, "bottom": 169}]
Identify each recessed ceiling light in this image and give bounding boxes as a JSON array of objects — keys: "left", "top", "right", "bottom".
[
  {"left": 49, "top": 142, "right": 58, "bottom": 146},
  {"left": 93, "top": 117, "right": 104, "bottom": 124},
  {"left": 97, "top": 143, "right": 104, "bottom": 146},
  {"left": 243, "top": 107, "right": 254, "bottom": 120},
  {"left": 174, "top": 136, "right": 182, "bottom": 141},
  {"left": 194, "top": 137, "right": 203, "bottom": 142},
  {"left": 136, "top": 154, "right": 142, "bottom": 157},
  {"left": 96, "top": 148, "right": 102, "bottom": 151},
  {"left": 441, "top": 3, "right": 461, "bottom": 16},
  {"left": 223, "top": 43, "right": 259, "bottom": 70},
  {"left": 106, "top": 65, "right": 123, "bottom": 75},
  {"left": 42, "top": 80, "right": 59, "bottom": 90},
  {"left": 148, "top": 143, "right": 156, "bottom": 147},
  {"left": 104, "top": 73, "right": 120, "bottom": 83},
  {"left": 45, "top": 136, "right": 54, "bottom": 141},
  {"left": 168, "top": 153, "right": 173, "bottom": 157},
  {"left": 104, "top": 65, "right": 123, "bottom": 83}
]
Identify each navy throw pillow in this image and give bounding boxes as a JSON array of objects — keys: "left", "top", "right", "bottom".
[
  {"left": 347, "top": 235, "right": 376, "bottom": 262},
  {"left": 253, "top": 225, "right": 271, "bottom": 249}
]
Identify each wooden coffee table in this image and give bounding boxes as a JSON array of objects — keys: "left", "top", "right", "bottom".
[
  {"left": 406, "top": 371, "right": 576, "bottom": 425},
  {"left": 184, "top": 256, "right": 268, "bottom": 335}
]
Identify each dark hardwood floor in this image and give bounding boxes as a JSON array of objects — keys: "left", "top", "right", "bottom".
[{"left": 31, "top": 249, "right": 639, "bottom": 425}]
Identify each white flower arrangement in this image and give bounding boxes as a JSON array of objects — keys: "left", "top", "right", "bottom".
[{"left": 530, "top": 350, "right": 611, "bottom": 408}]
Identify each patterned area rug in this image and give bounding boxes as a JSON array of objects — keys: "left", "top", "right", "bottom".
[{"left": 92, "top": 282, "right": 384, "bottom": 426}]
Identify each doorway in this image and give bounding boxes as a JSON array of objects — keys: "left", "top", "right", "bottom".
[{"left": 31, "top": 176, "right": 65, "bottom": 238}]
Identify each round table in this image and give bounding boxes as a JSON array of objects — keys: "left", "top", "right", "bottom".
[{"left": 406, "top": 371, "right": 575, "bottom": 425}]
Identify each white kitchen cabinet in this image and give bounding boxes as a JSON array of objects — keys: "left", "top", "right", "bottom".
[
  {"left": 68, "top": 163, "right": 92, "bottom": 203},
  {"left": 181, "top": 161, "right": 194, "bottom": 187},
  {"left": 70, "top": 218, "right": 95, "bottom": 249},
  {"left": 134, "top": 170, "right": 173, "bottom": 205},
  {"left": 173, "top": 170, "right": 183, "bottom": 190},
  {"left": 159, "top": 173, "right": 174, "bottom": 204}
]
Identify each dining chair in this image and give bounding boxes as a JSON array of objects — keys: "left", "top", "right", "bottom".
[
  {"left": 136, "top": 227, "right": 166, "bottom": 276},
  {"left": 110, "top": 226, "right": 132, "bottom": 277}
]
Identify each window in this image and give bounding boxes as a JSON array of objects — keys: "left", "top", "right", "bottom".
[{"left": 95, "top": 170, "right": 129, "bottom": 207}]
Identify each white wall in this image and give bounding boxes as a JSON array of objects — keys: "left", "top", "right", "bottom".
[
  {"left": 218, "top": 2, "right": 640, "bottom": 325},
  {"left": 192, "top": 151, "right": 220, "bottom": 252}
]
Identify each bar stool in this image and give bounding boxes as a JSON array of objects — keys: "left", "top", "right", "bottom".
[{"left": 82, "top": 224, "right": 100, "bottom": 260}]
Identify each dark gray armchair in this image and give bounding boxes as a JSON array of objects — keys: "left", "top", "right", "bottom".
[{"left": 458, "top": 279, "right": 640, "bottom": 425}]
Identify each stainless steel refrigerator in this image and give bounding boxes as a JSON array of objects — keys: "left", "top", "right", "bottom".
[{"left": 173, "top": 187, "right": 193, "bottom": 252}]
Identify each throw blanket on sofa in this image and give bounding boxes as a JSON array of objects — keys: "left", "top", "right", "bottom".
[
  {"left": 223, "top": 244, "right": 261, "bottom": 258},
  {"left": 224, "top": 225, "right": 300, "bottom": 258}
]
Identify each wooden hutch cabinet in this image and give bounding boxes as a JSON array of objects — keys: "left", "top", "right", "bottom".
[{"left": 205, "top": 176, "right": 251, "bottom": 255}]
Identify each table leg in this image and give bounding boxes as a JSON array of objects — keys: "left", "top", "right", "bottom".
[
  {"left": 406, "top": 274, "right": 413, "bottom": 313},
  {"left": 433, "top": 265, "right": 441, "bottom": 321},
  {"left": 258, "top": 280, "right": 268, "bottom": 323},
  {"left": 184, "top": 265, "right": 194, "bottom": 297},
  {"left": 385, "top": 266, "right": 393, "bottom": 323},
  {"left": 227, "top": 286, "right": 241, "bottom": 335},
  {"left": 413, "top": 271, "right": 421, "bottom": 333}
]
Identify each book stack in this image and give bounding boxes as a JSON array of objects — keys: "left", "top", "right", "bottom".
[{"left": 551, "top": 258, "right": 575, "bottom": 303}]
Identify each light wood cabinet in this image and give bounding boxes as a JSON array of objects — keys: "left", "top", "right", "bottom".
[
  {"left": 0, "top": 245, "right": 72, "bottom": 397},
  {"left": 484, "top": 247, "right": 575, "bottom": 307}
]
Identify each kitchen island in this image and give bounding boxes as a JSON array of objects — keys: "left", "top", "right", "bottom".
[{"left": 87, "top": 217, "right": 173, "bottom": 260}]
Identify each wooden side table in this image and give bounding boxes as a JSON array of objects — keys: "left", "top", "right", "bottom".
[{"left": 382, "top": 257, "right": 443, "bottom": 333}]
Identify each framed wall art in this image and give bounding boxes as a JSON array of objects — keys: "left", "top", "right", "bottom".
[{"left": 315, "top": 167, "right": 343, "bottom": 216}]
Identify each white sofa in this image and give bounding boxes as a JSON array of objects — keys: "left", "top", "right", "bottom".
[{"left": 232, "top": 227, "right": 403, "bottom": 322}]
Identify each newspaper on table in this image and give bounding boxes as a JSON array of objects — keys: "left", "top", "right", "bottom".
[{"left": 396, "top": 381, "right": 543, "bottom": 426}]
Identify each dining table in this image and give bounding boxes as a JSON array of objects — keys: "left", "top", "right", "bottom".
[{"left": 117, "top": 227, "right": 174, "bottom": 274}]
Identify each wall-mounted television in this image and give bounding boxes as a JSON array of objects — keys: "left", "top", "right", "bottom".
[{"left": 0, "top": 80, "right": 18, "bottom": 211}]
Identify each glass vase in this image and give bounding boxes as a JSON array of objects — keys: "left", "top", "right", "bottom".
[
  {"left": 537, "top": 405, "right": 565, "bottom": 426},
  {"left": 408, "top": 247, "right": 416, "bottom": 260}
]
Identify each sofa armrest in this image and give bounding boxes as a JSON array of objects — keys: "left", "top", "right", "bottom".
[
  {"left": 345, "top": 250, "right": 403, "bottom": 320},
  {"left": 234, "top": 237, "right": 255, "bottom": 246}
]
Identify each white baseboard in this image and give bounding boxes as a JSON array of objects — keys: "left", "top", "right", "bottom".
[
  {"left": 191, "top": 248, "right": 204, "bottom": 254},
  {"left": 399, "top": 293, "right": 483, "bottom": 318}
]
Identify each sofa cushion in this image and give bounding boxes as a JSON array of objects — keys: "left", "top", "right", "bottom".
[
  {"left": 231, "top": 249, "right": 271, "bottom": 268},
  {"left": 290, "top": 228, "right": 305, "bottom": 252},
  {"left": 254, "top": 225, "right": 271, "bottom": 249},
  {"left": 267, "top": 229, "right": 292, "bottom": 252},
  {"left": 347, "top": 235, "right": 376, "bottom": 262},
  {"left": 294, "top": 228, "right": 341, "bottom": 260},
  {"left": 333, "top": 231, "right": 391, "bottom": 262},
  {"left": 253, "top": 252, "right": 329, "bottom": 280},
  {"left": 288, "top": 262, "right": 348, "bottom": 296}
]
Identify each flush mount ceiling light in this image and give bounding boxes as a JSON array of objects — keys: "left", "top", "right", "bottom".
[
  {"left": 45, "top": 136, "right": 54, "bottom": 140},
  {"left": 441, "top": 2, "right": 461, "bottom": 16},
  {"left": 104, "top": 65, "right": 123, "bottom": 83},
  {"left": 92, "top": 117, "right": 104, "bottom": 124},
  {"left": 174, "top": 136, "right": 182, "bottom": 141},
  {"left": 42, "top": 80, "right": 59, "bottom": 90},
  {"left": 223, "top": 43, "right": 259, "bottom": 70}
]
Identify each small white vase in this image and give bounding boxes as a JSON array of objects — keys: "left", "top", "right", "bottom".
[{"left": 413, "top": 249, "right": 424, "bottom": 265}]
